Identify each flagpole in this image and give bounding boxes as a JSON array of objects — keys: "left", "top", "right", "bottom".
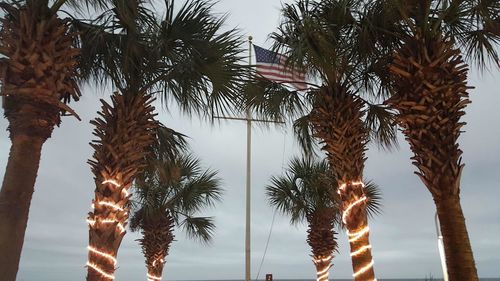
[
  {"left": 212, "top": 38, "right": 284, "bottom": 281},
  {"left": 245, "top": 35, "right": 253, "bottom": 281}
]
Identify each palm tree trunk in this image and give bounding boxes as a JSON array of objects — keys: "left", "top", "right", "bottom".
[
  {"left": 0, "top": 5, "right": 79, "bottom": 280},
  {"left": 143, "top": 229, "right": 169, "bottom": 281},
  {"left": 307, "top": 209, "right": 336, "bottom": 281},
  {"left": 312, "top": 256, "right": 331, "bottom": 281},
  {"left": 435, "top": 195, "right": 477, "bottom": 280},
  {"left": 140, "top": 215, "right": 175, "bottom": 281},
  {"left": 310, "top": 86, "right": 376, "bottom": 281},
  {"left": 86, "top": 91, "right": 157, "bottom": 281},
  {"left": 0, "top": 135, "right": 44, "bottom": 281},
  {"left": 339, "top": 182, "right": 376, "bottom": 281},
  {"left": 387, "top": 31, "right": 479, "bottom": 281},
  {"left": 147, "top": 262, "right": 165, "bottom": 281}
]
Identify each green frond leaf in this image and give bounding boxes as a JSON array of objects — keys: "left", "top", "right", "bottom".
[
  {"left": 180, "top": 216, "right": 216, "bottom": 244},
  {"left": 365, "top": 103, "right": 399, "bottom": 151}
]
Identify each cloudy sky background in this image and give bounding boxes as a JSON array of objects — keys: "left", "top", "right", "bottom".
[{"left": 1, "top": 0, "right": 500, "bottom": 280}]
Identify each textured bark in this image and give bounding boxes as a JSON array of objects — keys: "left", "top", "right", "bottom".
[
  {"left": 140, "top": 214, "right": 175, "bottom": 281},
  {"left": 0, "top": 6, "right": 79, "bottom": 280},
  {"left": 310, "top": 86, "right": 367, "bottom": 182},
  {"left": 86, "top": 92, "right": 157, "bottom": 281},
  {"left": 436, "top": 196, "right": 477, "bottom": 280},
  {"left": 310, "top": 86, "right": 376, "bottom": 281},
  {"left": 0, "top": 7, "right": 81, "bottom": 123},
  {"left": 312, "top": 257, "right": 332, "bottom": 281},
  {"left": 0, "top": 135, "right": 44, "bottom": 281},
  {"left": 307, "top": 209, "right": 336, "bottom": 281},
  {"left": 339, "top": 182, "right": 375, "bottom": 281},
  {"left": 387, "top": 30, "right": 478, "bottom": 280}
]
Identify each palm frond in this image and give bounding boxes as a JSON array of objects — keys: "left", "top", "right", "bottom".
[
  {"left": 266, "top": 156, "right": 338, "bottom": 226},
  {"left": 174, "top": 167, "right": 222, "bottom": 214},
  {"left": 365, "top": 0, "right": 500, "bottom": 69},
  {"left": 363, "top": 180, "right": 383, "bottom": 219},
  {"left": 179, "top": 216, "right": 216, "bottom": 244},
  {"left": 55, "top": 0, "right": 111, "bottom": 14},
  {"left": 365, "top": 103, "right": 399, "bottom": 151},
  {"left": 150, "top": 124, "right": 189, "bottom": 161},
  {"left": 74, "top": 0, "right": 158, "bottom": 91},
  {"left": 244, "top": 76, "right": 309, "bottom": 122},
  {"left": 132, "top": 152, "right": 222, "bottom": 243},
  {"left": 154, "top": 0, "right": 246, "bottom": 117},
  {"left": 292, "top": 114, "right": 318, "bottom": 157}
]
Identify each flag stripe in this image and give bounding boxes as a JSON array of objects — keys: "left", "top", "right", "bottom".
[
  {"left": 256, "top": 63, "right": 306, "bottom": 79},
  {"left": 257, "top": 70, "right": 307, "bottom": 91},
  {"left": 253, "top": 44, "right": 307, "bottom": 91},
  {"left": 256, "top": 68, "right": 298, "bottom": 80}
]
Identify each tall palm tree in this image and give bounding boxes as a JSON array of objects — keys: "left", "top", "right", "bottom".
[
  {"left": 131, "top": 154, "right": 222, "bottom": 281},
  {"left": 266, "top": 157, "right": 381, "bottom": 281},
  {"left": 77, "top": 1, "right": 244, "bottom": 280},
  {"left": 360, "top": 1, "right": 500, "bottom": 279},
  {"left": 246, "top": 1, "right": 396, "bottom": 280},
  {"left": 0, "top": 1, "right": 106, "bottom": 279}
]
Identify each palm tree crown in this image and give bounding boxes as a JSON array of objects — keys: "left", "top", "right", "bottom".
[
  {"left": 78, "top": 1, "right": 246, "bottom": 280},
  {"left": 267, "top": 157, "right": 381, "bottom": 227},
  {"left": 246, "top": 0, "right": 398, "bottom": 156},
  {"left": 267, "top": 156, "right": 381, "bottom": 281},
  {"left": 0, "top": 1, "right": 104, "bottom": 279},
  {"left": 131, "top": 154, "right": 222, "bottom": 281},
  {"left": 78, "top": 0, "right": 246, "bottom": 116},
  {"left": 358, "top": 1, "right": 499, "bottom": 279},
  {"left": 247, "top": 2, "right": 391, "bottom": 280},
  {"left": 267, "top": 157, "right": 337, "bottom": 224}
]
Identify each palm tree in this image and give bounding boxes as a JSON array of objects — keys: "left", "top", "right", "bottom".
[
  {"left": 0, "top": 1, "right": 106, "bottom": 279},
  {"left": 360, "top": 1, "right": 500, "bottom": 279},
  {"left": 246, "top": 1, "right": 396, "bottom": 280},
  {"left": 77, "top": 1, "right": 244, "bottom": 280},
  {"left": 131, "top": 154, "right": 222, "bottom": 281},
  {"left": 266, "top": 157, "right": 381, "bottom": 281}
]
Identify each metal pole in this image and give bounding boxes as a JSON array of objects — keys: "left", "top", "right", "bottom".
[
  {"left": 245, "top": 35, "right": 253, "bottom": 281},
  {"left": 435, "top": 212, "right": 449, "bottom": 281}
]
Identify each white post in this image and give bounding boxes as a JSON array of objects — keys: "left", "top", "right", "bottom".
[
  {"left": 435, "top": 212, "right": 449, "bottom": 281},
  {"left": 212, "top": 37, "right": 283, "bottom": 281},
  {"left": 245, "top": 35, "right": 253, "bottom": 281}
]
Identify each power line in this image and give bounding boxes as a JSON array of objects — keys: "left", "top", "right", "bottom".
[{"left": 255, "top": 128, "right": 288, "bottom": 281}]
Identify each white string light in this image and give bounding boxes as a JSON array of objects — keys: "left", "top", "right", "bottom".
[
  {"left": 350, "top": 245, "right": 372, "bottom": 257},
  {"left": 342, "top": 195, "right": 367, "bottom": 224},
  {"left": 338, "top": 181, "right": 364, "bottom": 194},
  {"left": 102, "top": 179, "right": 121, "bottom": 187},
  {"left": 353, "top": 260, "right": 375, "bottom": 278},
  {"left": 102, "top": 178, "right": 129, "bottom": 197},
  {"left": 87, "top": 219, "right": 125, "bottom": 233},
  {"left": 152, "top": 258, "right": 165, "bottom": 266},
  {"left": 313, "top": 255, "right": 332, "bottom": 263},
  {"left": 86, "top": 178, "right": 127, "bottom": 280},
  {"left": 87, "top": 262, "right": 115, "bottom": 280},
  {"left": 316, "top": 264, "right": 330, "bottom": 275},
  {"left": 122, "top": 188, "right": 129, "bottom": 197},
  {"left": 147, "top": 273, "right": 162, "bottom": 281},
  {"left": 98, "top": 201, "right": 124, "bottom": 212},
  {"left": 338, "top": 181, "right": 376, "bottom": 281},
  {"left": 347, "top": 226, "right": 370, "bottom": 243},
  {"left": 87, "top": 246, "right": 117, "bottom": 266},
  {"left": 317, "top": 270, "right": 329, "bottom": 281},
  {"left": 313, "top": 255, "right": 332, "bottom": 281}
]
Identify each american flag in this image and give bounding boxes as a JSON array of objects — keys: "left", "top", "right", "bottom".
[{"left": 253, "top": 45, "right": 307, "bottom": 91}]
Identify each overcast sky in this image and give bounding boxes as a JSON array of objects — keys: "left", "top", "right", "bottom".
[{"left": 1, "top": 0, "right": 500, "bottom": 280}]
